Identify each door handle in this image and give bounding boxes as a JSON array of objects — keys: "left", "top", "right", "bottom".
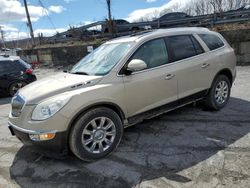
[
  {"left": 165, "top": 74, "right": 175, "bottom": 80},
  {"left": 201, "top": 63, "right": 210, "bottom": 68}
]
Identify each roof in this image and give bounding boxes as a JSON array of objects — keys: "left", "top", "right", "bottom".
[
  {"left": 0, "top": 55, "right": 20, "bottom": 62},
  {"left": 106, "top": 27, "right": 212, "bottom": 44}
]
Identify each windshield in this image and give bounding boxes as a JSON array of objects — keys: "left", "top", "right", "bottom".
[{"left": 70, "top": 42, "right": 134, "bottom": 76}]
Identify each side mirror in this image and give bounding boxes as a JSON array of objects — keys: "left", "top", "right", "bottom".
[{"left": 126, "top": 59, "right": 147, "bottom": 74}]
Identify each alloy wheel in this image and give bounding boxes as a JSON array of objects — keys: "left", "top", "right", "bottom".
[
  {"left": 215, "top": 80, "right": 229, "bottom": 105},
  {"left": 82, "top": 117, "right": 116, "bottom": 154}
]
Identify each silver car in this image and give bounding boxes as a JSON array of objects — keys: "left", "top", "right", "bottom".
[{"left": 8, "top": 28, "right": 236, "bottom": 161}]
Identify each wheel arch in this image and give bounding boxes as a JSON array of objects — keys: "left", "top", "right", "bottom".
[
  {"left": 212, "top": 68, "right": 233, "bottom": 87},
  {"left": 66, "top": 102, "right": 126, "bottom": 139},
  {"left": 8, "top": 80, "right": 28, "bottom": 95},
  {"left": 131, "top": 27, "right": 140, "bottom": 31}
]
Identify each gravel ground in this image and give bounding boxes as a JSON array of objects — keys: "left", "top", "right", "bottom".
[{"left": 0, "top": 67, "right": 250, "bottom": 188}]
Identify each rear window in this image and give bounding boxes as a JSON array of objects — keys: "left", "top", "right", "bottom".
[
  {"left": 199, "top": 34, "right": 224, "bottom": 50},
  {"left": 16, "top": 59, "right": 31, "bottom": 69},
  {"left": 0, "top": 61, "right": 19, "bottom": 75}
]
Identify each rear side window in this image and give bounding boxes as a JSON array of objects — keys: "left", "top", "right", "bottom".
[
  {"left": 166, "top": 35, "right": 198, "bottom": 62},
  {"left": 199, "top": 34, "right": 224, "bottom": 50},
  {"left": 0, "top": 61, "right": 19, "bottom": 75}
]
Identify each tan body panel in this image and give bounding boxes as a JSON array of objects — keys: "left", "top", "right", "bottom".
[{"left": 9, "top": 28, "right": 237, "bottom": 133}]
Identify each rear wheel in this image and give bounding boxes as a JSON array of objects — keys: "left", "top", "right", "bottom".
[
  {"left": 9, "top": 81, "right": 27, "bottom": 96},
  {"left": 131, "top": 27, "right": 139, "bottom": 32},
  {"left": 69, "top": 107, "right": 123, "bottom": 161},
  {"left": 205, "top": 75, "right": 231, "bottom": 110}
]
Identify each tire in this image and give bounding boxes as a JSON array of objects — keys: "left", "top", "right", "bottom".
[
  {"left": 9, "top": 81, "right": 27, "bottom": 96},
  {"left": 104, "top": 28, "right": 109, "bottom": 33},
  {"left": 132, "top": 27, "right": 139, "bottom": 32},
  {"left": 69, "top": 107, "right": 123, "bottom": 161},
  {"left": 205, "top": 75, "right": 231, "bottom": 111}
]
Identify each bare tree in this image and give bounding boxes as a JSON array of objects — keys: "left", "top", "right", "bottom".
[
  {"left": 155, "top": 0, "right": 250, "bottom": 22},
  {"left": 235, "top": 0, "right": 250, "bottom": 9},
  {"left": 209, "top": 0, "right": 224, "bottom": 13},
  {"left": 226, "top": 0, "right": 235, "bottom": 10},
  {"left": 160, "top": 8, "right": 172, "bottom": 17},
  {"left": 183, "top": 6, "right": 193, "bottom": 16},
  {"left": 193, "top": 0, "right": 207, "bottom": 15},
  {"left": 171, "top": 2, "right": 181, "bottom": 12}
]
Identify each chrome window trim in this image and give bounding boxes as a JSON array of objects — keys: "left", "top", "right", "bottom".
[
  {"left": 197, "top": 33, "right": 226, "bottom": 51},
  {"left": 116, "top": 34, "right": 226, "bottom": 77}
]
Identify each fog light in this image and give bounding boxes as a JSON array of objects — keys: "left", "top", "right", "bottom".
[{"left": 29, "top": 133, "right": 56, "bottom": 141}]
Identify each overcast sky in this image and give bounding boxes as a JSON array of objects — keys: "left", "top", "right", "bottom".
[{"left": 0, "top": 0, "right": 191, "bottom": 41}]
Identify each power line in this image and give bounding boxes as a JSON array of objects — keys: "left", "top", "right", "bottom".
[{"left": 37, "top": 0, "right": 58, "bottom": 32}]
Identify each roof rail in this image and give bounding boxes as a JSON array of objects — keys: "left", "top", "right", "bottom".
[
  {"left": 0, "top": 54, "right": 10, "bottom": 58},
  {"left": 130, "top": 29, "right": 154, "bottom": 37}
]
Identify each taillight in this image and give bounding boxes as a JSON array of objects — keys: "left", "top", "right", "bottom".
[{"left": 25, "top": 68, "right": 33, "bottom": 74}]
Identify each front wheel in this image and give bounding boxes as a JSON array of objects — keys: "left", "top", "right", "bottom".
[
  {"left": 69, "top": 107, "right": 123, "bottom": 161},
  {"left": 9, "top": 81, "right": 27, "bottom": 96},
  {"left": 205, "top": 75, "right": 231, "bottom": 110}
]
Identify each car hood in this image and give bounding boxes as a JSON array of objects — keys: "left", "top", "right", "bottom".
[{"left": 18, "top": 73, "right": 103, "bottom": 104}]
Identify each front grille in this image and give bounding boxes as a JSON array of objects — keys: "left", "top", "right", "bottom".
[{"left": 11, "top": 94, "right": 25, "bottom": 117}]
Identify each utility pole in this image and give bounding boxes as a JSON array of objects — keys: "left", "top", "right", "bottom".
[
  {"left": 0, "top": 26, "right": 6, "bottom": 49},
  {"left": 106, "top": 0, "right": 114, "bottom": 36},
  {"left": 23, "top": 0, "right": 35, "bottom": 47}
]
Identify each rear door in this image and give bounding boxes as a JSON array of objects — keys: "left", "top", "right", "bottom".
[
  {"left": 0, "top": 61, "right": 12, "bottom": 91},
  {"left": 0, "top": 61, "right": 21, "bottom": 91},
  {"left": 165, "top": 35, "right": 213, "bottom": 100}
]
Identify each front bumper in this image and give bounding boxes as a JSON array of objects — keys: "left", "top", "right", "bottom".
[
  {"left": 8, "top": 122, "right": 68, "bottom": 158},
  {"left": 26, "top": 74, "right": 37, "bottom": 83}
]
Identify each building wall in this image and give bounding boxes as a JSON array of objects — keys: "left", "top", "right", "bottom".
[
  {"left": 17, "top": 44, "right": 99, "bottom": 67},
  {"left": 18, "top": 29, "right": 250, "bottom": 66},
  {"left": 220, "top": 29, "right": 250, "bottom": 65}
]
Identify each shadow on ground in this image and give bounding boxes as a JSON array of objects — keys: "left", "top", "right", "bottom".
[
  {"left": 9, "top": 97, "right": 250, "bottom": 188},
  {"left": 0, "top": 93, "right": 11, "bottom": 105},
  {"left": 0, "top": 97, "right": 11, "bottom": 105}
]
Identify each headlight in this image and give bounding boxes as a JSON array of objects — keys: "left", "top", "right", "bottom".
[{"left": 32, "top": 94, "right": 71, "bottom": 121}]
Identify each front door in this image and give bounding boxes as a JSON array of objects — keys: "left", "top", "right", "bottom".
[{"left": 122, "top": 38, "right": 178, "bottom": 117}]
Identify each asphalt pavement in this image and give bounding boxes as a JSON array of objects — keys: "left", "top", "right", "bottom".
[{"left": 0, "top": 67, "right": 250, "bottom": 188}]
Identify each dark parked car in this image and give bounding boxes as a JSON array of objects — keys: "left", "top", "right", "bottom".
[
  {"left": 157, "top": 12, "right": 190, "bottom": 21},
  {"left": 152, "top": 12, "right": 191, "bottom": 28},
  {"left": 0, "top": 55, "right": 37, "bottom": 96},
  {"left": 102, "top": 19, "right": 131, "bottom": 33}
]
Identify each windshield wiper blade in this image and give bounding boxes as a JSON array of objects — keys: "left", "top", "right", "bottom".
[{"left": 71, "top": 71, "right": 89, "bottom": 75}]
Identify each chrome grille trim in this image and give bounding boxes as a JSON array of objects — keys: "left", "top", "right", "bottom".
[
  {"left": 8, "top": 122, "right": 58, "bottom": 134},
  {"left": 11, "top": 94, "right": 26, "bottom": 117}
]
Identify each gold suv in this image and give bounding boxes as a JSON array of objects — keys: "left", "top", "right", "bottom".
[{"left": 8, "top": 28, "right": 236, "bottom": 161}]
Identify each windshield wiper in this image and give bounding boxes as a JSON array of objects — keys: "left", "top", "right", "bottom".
[{"left": 71, "top": 71, "right": 89, "bottom": 75}]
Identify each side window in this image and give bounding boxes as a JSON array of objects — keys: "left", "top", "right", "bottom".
[
  {"left": 131, "top": 38, "right": 168, "bottom": 70},
  {"left": 0, "top": 61, "right": 18, "bottom": 75},
  {"left": 198, "top": 34, "right": 224, "bottom": 50},
  {"left": 166, "top": 35, "right": 197, "bottom": 62},
  {"left": 190, "top": 36, "right": 204, "bottom": 55},
  {"left": 0, "top": 63, "right": 5, "bottom": 75}
]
